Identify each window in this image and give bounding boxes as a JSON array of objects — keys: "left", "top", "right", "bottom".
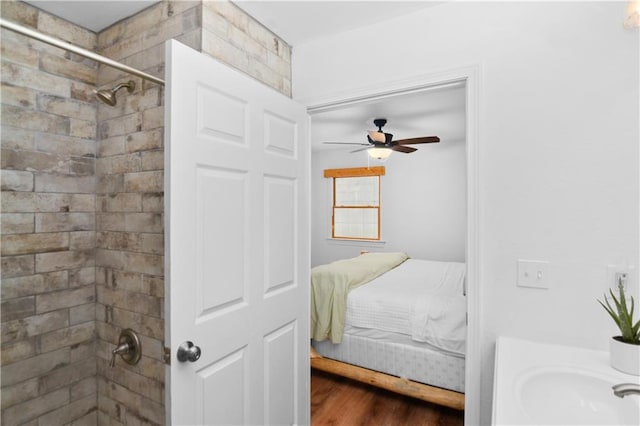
[{"left": 324, "top": 166, "right": 385, "bottom": 240}]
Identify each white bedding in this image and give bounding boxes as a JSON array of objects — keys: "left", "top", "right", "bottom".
[{"left": 345, "top": 259, "right": 467, "bottom": 355}]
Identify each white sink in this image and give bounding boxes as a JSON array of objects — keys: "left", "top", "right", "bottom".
[
  {"left": 516, "top": 367, "right": 640, "bottom": 425},
  {"left": 493, "top": 337, "right": 640, "bottom": 425}
]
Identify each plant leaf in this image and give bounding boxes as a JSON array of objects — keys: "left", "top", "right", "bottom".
[
  {"left": 632, "top": 318, "right": 640, "bottom": 341},
  {"left": 597, "top": 285, "right": 640, "bottom": 342},
  {"left": 599, "top": 299, "right": 622, "bottom": 330},
  {"left": 614, "top": 287, "right": 634, "bottom": 340}
]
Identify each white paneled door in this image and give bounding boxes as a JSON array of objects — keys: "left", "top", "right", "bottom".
[{"left": 164, "top": 40, "right": 310, "bottom": 425}]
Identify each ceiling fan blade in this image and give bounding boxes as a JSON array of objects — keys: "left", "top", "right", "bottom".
[
  {"left": 395, "top": 136, "right": 440, "bottom": 145},
  {"left": 322, "top": 142, "right": 370, "bottom": 146},
  {"left": 392, "top": 145, "right": 417, "bottom": 153},
  {"left": 350, "top": 147, "right": 371, "bottom": 153}
]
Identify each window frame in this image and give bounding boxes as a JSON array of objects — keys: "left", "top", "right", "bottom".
[{"left": 324, "top": 166, "right": 385, "bottom": 241}]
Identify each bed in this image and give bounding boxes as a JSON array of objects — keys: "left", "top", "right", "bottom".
[{"left": 310, "top": 252, "right": 466, "bottom": 410}]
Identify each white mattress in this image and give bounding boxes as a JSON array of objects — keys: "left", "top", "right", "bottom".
[
  {"left": 312, "top": 258, "right": 467, "bottom": 393},
  {"left": 313, "top": 326, "right": 465, "bottom": 393},
  {"left": 345, "top": 258, "right": 467, "bottom": 355}
]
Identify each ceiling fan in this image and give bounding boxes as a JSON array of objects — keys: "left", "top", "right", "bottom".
[{"left": 323, "top": 118, "right": 440, "bottom": 160}]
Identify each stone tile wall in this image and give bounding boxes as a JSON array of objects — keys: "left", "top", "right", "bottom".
[
  {"left": 1, "top": 1, "right": 291, "bottom": 424},
  {"left": 1, "top": 1, "right": 99, "bottom": 424},
  {"left": 93, "top": 2, "right": 199, "bottom": 423},
  {"left": 201, "top": 1, "right": 292, "bottom": 96}
]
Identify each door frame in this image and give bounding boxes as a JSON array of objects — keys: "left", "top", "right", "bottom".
[{"left": 299, "top": 65, "right": 482, "bottom": 426}]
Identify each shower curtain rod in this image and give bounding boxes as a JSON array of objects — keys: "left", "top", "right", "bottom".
[{"left": 0, "top": 18, "right": 165, "bottom": 86}]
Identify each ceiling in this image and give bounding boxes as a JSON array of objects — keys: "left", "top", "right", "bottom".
[
  {"left": 23, "top": 1, "right": 441, "bottom": 45},
  {"left": 233, "top": 1, "right": 442, "bottom": 45},
  {"left": 25, "top": 1, "right": 159, "bottom": 32},
  {"left": 20, "top": 1, "right": 464, "bottom": 152}
]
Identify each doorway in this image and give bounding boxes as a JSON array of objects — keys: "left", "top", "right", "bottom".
[{"left": 305, "top": 67, "right": 481, "bottom": 425}]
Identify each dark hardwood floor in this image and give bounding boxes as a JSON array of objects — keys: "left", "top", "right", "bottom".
[{"left": 311, "top": 370, "right": 464, "bottom": 426}]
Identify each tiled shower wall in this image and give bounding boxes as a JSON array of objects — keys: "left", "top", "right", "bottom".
[
  {"left": 93, "top": 2, "right": 201, "bottom": 423},
  {"left": 1, "top": 1, "right": 99, "bottom": 424},
  {"left": 1, "top": 1, "right": 292, "bottom": 424}
]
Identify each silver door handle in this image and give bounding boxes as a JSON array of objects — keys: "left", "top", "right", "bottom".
[{"left": 177, "top": 341, "right": 201, "bottom": 362}]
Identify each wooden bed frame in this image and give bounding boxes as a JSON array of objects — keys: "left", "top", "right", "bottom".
[{"left": 310, "top": 346, "right": 465, "bottom": 411}]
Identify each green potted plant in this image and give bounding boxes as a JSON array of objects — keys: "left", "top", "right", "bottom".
[{"left": 598, "top": 279, "right": 640, "bottom": 376}]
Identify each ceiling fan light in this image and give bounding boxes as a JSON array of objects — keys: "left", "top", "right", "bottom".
[
  {"left": 367, "top": 147, "right": 392, "bottom": 161},
  {"left": 625, "top": 0, "right": 640, "bottom": 28},
  {"left": 368, "top": 130, "right": 386, "bottom": 143}
]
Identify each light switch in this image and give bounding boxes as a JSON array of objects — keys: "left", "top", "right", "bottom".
[{"left": 517, "top": 259, "right": 550, "bottom": 289}]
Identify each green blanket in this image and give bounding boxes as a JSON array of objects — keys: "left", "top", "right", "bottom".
[{"left": 310, "top": 252, "right": 409, "bottom": 343}]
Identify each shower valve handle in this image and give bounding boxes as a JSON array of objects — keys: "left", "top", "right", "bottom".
[
  {"left": 110, "top": 328, "right": 142, "bottom": 367},
  {"left": 110, "top": 342, "right": 130, "bottom": 367}
]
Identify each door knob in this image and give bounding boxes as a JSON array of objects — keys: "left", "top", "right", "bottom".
[{"left": 177, "top": 341, "right": 201, "bottom": 363}]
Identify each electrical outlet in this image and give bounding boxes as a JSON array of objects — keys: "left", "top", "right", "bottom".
[
  {"left": 517, "top": 260, "right": 550, "bottom": 289},
  {"left": 614, "top": 272, "right": 628, "bottom": 290},
  {"left": 606, "top": 264, "right": 634, "bottom": 296}
]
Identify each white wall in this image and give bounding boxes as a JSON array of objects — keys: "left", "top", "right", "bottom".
[
  {"left": 311, "top": 140, "right": 466, "bottom": 267},
  {"left": 293, "top": 2, "right": 639, "bottom": 424}
]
